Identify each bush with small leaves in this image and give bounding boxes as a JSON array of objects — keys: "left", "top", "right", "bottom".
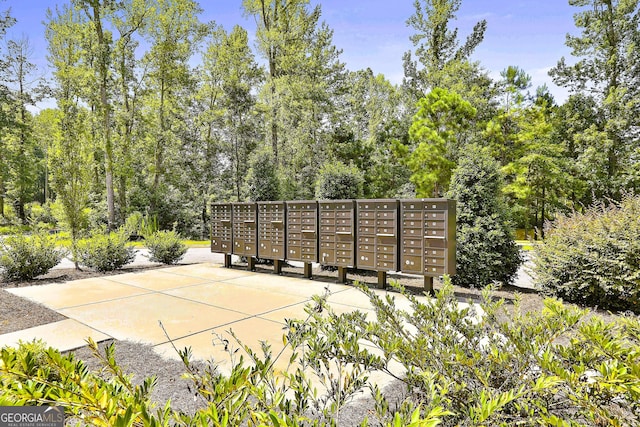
[
  {"left": 144, "top": 230, "right": 187, "bottom": 265},
  {"left": 75, "top": 230, "right": 136, "bottom": 272},
  {"left": 315, "top": 161, "right": 365, "bottom": 200},
  {"left": 0, "top": 232, "right": 66, "bottom": 281},
  {"left": 533, "top": 195, "right": 640, "bottom": 312}
]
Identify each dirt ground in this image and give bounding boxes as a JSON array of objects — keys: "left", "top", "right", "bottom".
[{"left": 0, "top": 261, "right": 621, "bottom": 422}]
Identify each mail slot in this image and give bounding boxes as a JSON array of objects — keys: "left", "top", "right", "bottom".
[
  {"left": 232, "top": 203, "right": 257, "bottom": 257},
  {"left": 286, "top": 201, "right": 318, "bottom": 263},
  {"left": 318, "top": 200, "right": 355, "bottom": 267},
  {"left": 399, "top": 199, "right": 456, "bottom": 277},
  {"left": 211, "top": 203, "right": 232, "bottom": 254}
]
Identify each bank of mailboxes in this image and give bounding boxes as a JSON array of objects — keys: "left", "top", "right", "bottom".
[{"left": 211, "top": 199, "right": 456, "bottom": 277}]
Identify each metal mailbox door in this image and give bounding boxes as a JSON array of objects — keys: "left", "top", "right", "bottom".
[
  {"left": 286, "top": 201, "right": 318, "bottom": 263},
  {"left": 232, "top": 202, "right": 257, "bottom": 257},
  {"left": 258, "top": 201, "right": 286, "bottom": 260},
  {"left": 210, "top": 203, "right": 232, "bottom": 254},
  {"left": 356, "top": 199, "right": 399, "bottom": 271},
  {"left": 318, "top": 200, "right": 355, "bottom": 267}
]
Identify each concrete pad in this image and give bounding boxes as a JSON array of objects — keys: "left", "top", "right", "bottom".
[
  {"left": 224, "top": 273, "right": 351, "bottom": 298},
  {"left": 59, "top": 293, "right": 248, "bottom": 345},
  {"left": 153, "top": 317, "right": 293, "bottom": 376},
  {"left": 161, "top": 264, "right": 254, "bottom": 281},
  {"left": 0, "top": 319, "right": 111, "bottom": 352},
  {"left": 165, "top": 282, "right": 308, "bottom": 316},
  {"left": 106, "top": 270, "right": 212, "bottom": 291},
  {"left": 7, "top": 278, "right": 149, "bottom": 310}
]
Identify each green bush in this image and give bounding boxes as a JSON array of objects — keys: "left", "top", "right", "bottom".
[
  {"left": 0, "top": 232, "right": 66, "bottom": 281},
  {"left": 75, "top": 230, "right": 136, "bottom": 272},
  {"left": 446, "top": 145, "right": 522, "bottom": 287},
  {"left": 246, "top": 149, "right": 280, "bottom": 202},
  {"left": 315, "top": 161, "right": 364, "bottom": 200},
  {"left": 1, "top": 282, "right": 638, "bottom": 425},
  {"left": 533, "top": 195, "right": 640, "bottom": 312},
  {"left": 144, "top": 230, "right": 187, "bottom": 264}
]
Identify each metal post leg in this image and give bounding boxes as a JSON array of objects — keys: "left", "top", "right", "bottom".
[
  {"left": 304, "top": 262, "right": 312, "bottom": 279},
  {"left": 424, "top": 276, "right": 434, "bottom": 295},
  {"left": 224, "top": 253, "right": 232, "bottom": 268},
  {"left": 274, "top": 259, "right": 283, "bottom": 274},
  {"left": 247, "top": 257, "right": 256, "bottom": 271},
  {"left": 377, "top": 271, "right": 387, "bottom": 289},
  {"left": 338, "top": 266, "right": 347, "bottom": 284}
]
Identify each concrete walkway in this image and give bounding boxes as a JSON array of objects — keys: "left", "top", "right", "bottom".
[{"left": 1, "top": 259, "right": 440, "bottom": 378}]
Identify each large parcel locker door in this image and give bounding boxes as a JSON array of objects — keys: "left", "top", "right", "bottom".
[
  {"left": 286, "top": 201, "right": 318, "bottom": 278},
  {"left": 356, "top": 199, "right": 400, "bottom": 273},
  {"left": 232, "top": 202, "right": 258, "bottom": 270},
  {"left": 257, "top": 201, "right": 286, "bottom": 260}
]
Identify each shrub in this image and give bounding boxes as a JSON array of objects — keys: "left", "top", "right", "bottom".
[
  {"left": 0, "top": 232, "right": 66, "bottom": 281},
  {"left": 315, "top": 161, "right": 364, "bottom": 200},
  {"left": 75, "top": 230, "right": 136, "bottom": 272},
  {"left": 1, "top": 282, "right": 638, "bottom": 425},
  {"left": 446, "top": 145, "right": 522, "bottom": 287},
  {"left": 246, "top": 149, "right": 280, "bottom": 202},
  {"left": 533, "top": 195, "right": 640, "bottom": 312},
  {"left": 144, "top": 230, "right": 187, "bottom": 265}
]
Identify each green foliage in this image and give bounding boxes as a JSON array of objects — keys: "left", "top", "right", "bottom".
[
  {"left": 75, "top": 229, "right": 136, "bottom": 272},
  {"left": 2, "top": 281, "right": 638, "bottom": 425},
  {"left": 246, "top": 148, "right": 281, "bottom": 201},
  {"left": 0, "top": 231, "right": 66, "bottom": 281},
  {"left": 406, "top": 88, "right": 477, "bottom": 197},
  {"left": 533, "top": 195, "right": 640, "bottom": 312},
  {"left": 315, "top": 161, "right": 364, "bottom": 200},
  {"left": 144, "top": 230, "right": 187, "bottom": 265},
  {"left": 446, "top": 145, "right": 522, "bottom": 287}
]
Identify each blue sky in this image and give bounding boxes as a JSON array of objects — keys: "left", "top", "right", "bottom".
[{"left": 4, "top": 0, "right": 578, "bottom": 104}]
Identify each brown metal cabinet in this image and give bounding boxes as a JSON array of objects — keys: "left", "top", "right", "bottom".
[
  {"left": 319, "top": 200, "right": 355, "bottom": 283},
  {"left": 232, "top": 202, "right": 258, "bottom": 270},
  {"left": 400, "top": 199, "right": 456, "bottom": 291},
  {"left": 286, "top": 201, "right": 318, "bottom": 278},
  {"left": 210, "top": 203, "right": 232, "bottom": 267},
  {"left": 356, "top": 199, "right": 400, "bottom": 288},
  {"left": 257, "top": 201, "right": 286, "bottom": 273}
]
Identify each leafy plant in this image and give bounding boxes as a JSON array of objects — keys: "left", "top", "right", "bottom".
[
  {"left": 533, "top": 194, "right": 640, "bottom": 312},
  {"left": 144, "top": 230, "right": 187, "bottom": 264},
  {"left": 1, "top": 280, "right": 638, "bottom": 426},
  {"left": 315, "top": 161, "right": 364, "bottom": 200},
  {"left": 446, "top": 144, "right": 522, "bottom": 287},
  {"left": 0, "top": 231, "right": 66, "bottom": 281},
  {"left": 75, "top": 229, "right": 136, "bottom": 272}
]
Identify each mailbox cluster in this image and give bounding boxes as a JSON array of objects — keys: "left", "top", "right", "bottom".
[{"left": 211, "top": 199, "right": 456, "bottom": 290}]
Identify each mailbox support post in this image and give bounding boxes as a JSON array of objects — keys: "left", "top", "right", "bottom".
[
  {"left": 377, "top": 271, "right": 387, "bottom": 289},
  {"left": 303, "top": 262, "right": 312, "bottom": 279},
  {"left": 247, "top": 256, "right": 256, "bottom": 271},
  {"left": 424, "top": 276, "right": 434, "bottom": 294},
  {"left": 274, "top": 259, "right": 283, "bottom": 274},
  {"left": 337, "top": 266, "right": 348, "bottom": 284},
  {"left": 224, "top": 254, "right": 232, "bottom": 268}
]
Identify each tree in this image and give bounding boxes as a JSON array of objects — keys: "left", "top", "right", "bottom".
[
  {"left": 403, "top": 87, "right": 476, "bottom": 197},
  {"left": 246, "top": 148, "right": 280, "bottom": 202},
  {"left": 45, "top": 4, "right": 94, "bottom": 268},
  {"left": 0, "top": 5, "right": 15, "bottom": 219},
  {"left": 446, "top": 144, "right": 522, "bottom": 287},
  {"left": 3, "top": 37, "right": 40, "bottom": 223},
  {"left": 141, "top": 0, "right": 206, "bottom": 219},
  {"left": 550, "top": 0, "right": 640, "bottom": 200},
  {"left": 403, "top": 0, "right": 487, "bottom": 97},
  {"left": 315, "top": 161, "right": 364, "bottom": 200}
]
